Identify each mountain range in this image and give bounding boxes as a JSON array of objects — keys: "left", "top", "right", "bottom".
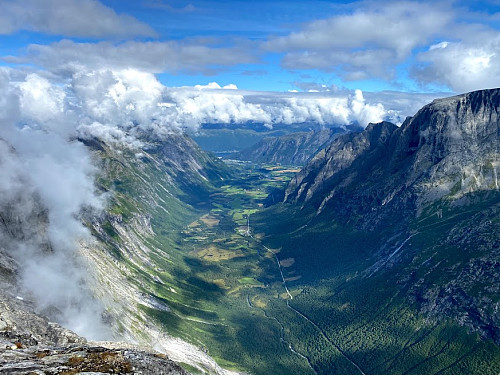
[{"left": 0, "top": 88, "right": 499, "bottom": 374}]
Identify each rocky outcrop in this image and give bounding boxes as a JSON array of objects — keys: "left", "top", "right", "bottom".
[
  {"left": 0, "top": 345, "right": 188, "bottom": 375},
  {"left": 0, "top": 302, "right": 188, "bottom": 375}
]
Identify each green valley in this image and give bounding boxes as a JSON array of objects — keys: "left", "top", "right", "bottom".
[
  {"left": 79, "top": 90, "right": 500, "bottom": 374},
  {"left": 95, "top": 142, "right": 499, "bottom": 374}
]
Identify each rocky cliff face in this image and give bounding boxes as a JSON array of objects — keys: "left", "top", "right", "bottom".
[
  {"left": 234, "top": 128, "right": 351, "bottom": 165},
  {"left": 285, "top": 89, "right": 499, "bottom": 228},
  {"left": 0, "top": 286, "right": 188, "bottom": 375},
  {"left": 80, "top": 133, "right": 238, "bottom": 375}
]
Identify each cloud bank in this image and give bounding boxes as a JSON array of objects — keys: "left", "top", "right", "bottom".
[
  {"left": 265, "top": 1, "right": 454, "bottom": 81},
  {"left": 8, "top": 39, "right": 257, "bottom": 76},
  {"left": 71, "top": 70, "right": 398, "bottom": 144},
  {"left": 414, "top": 36, "right": 500, "bottom": 92},
  {"left": 0, "top": 67, "right": 400, "bottom": 146},
  {"left": 261, "top": 0, "right": 500, "bottom": 92}
]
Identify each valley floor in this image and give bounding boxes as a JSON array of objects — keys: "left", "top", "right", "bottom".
[{"left": 120, "top": 160, "right": 500, "bottom": 375}]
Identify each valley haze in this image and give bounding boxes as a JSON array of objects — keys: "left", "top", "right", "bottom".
[{"left": 0, "top": 0, "right": 499, "bottom": 374}]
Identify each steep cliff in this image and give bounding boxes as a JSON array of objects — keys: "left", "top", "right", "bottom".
[
  {"left": 81, "top": 133, "right": 238, "bottom": 375},
  {"left": 285, "top": 89, "right": 499, "bottom": 228},
  {"left": 0, "top": 138, "right": 190, "bottom": 375}
]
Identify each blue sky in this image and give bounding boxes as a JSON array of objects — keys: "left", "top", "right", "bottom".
[{"left": 1, "top": 0, "right": 499, "bottom": 94}]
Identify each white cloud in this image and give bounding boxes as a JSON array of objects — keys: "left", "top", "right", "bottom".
[
  {"left": 429, "top": 41, "right": 449, "bottom": 51},
  {"left": 164, "top": 84, "right": 272, "bottom": 127},
  {"left": 293, "top": 81, "right": 339, "bottom": 92},
  {"left": 163, "top": 82, "right": 390, "bottom": 129},
  {"left": 413, "top": 36, "right": 500, "bottom": 92},
  {"left": 18, "top": 74, "right": 67, "bottom": 127},
  {"left": 265, "top": 1, "right": 454, "bottom": 80},
  {"left": 0, "top": 67, "right": 111, "bottom": 340},
  {"left": 262, "top": 1, "right": 500, "bottom": 91},
  {"left": 73, "top": 69, "right": 164, "bottom": 126},
  {"left": 363, "top": 90, "right": 445, "bottom": 124},
  {"left": 0, "top": 0, "right": 155, "bottom": 38},
  {"left": 2, "top": 66, "right": 438, "bottom": 151},
  {"left": 70, "top": 69, "right": 393, "bottom": 144}
]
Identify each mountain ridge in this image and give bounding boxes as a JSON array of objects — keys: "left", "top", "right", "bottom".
[{"left": 285, "top": 88, "right": 499, "bottom": 228}]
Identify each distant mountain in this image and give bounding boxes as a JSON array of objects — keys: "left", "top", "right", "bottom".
[
  {"left": 191, "top": 122, "right": 359, "bottom": 157},
  {"left": 233, "top": 127, "right": 360, "bottom": 165},
  {"left": 191, "top": 128, "right": 272, "bottom": 154}
]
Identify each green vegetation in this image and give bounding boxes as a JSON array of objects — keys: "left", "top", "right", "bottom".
[{"left": 97, "top": 145, "right": 500, "bottom": 375}]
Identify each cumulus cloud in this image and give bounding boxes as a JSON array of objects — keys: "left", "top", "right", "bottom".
[
  {"left": 262, "top": 1, "right": 500, "bottom": 91},
  {"left": 18, "top": 74, "right": 67, "bottom": 130},
  {"left": 2, "top": 65, "right": 431, "bottom": 151},
  {"left": 0, "top": 0, "right": 155, "bottom": 38},
  {"left": 161, "top": 81, "right": 389, "bottom": 129},
  {"left": 72, "top": 69, "right": 164, "bottom": 127},
  {"left": 42, "top": 69, "right": 394, "bottom": 146},
  {"left": 413, "top": 36, "right": 500, "bottom": 92},
  {"left": 242, "top": 89, "right": 387, "bottom": 126},
  {"left": 265, "top": 1, "right": 454, "bottom": 80}
]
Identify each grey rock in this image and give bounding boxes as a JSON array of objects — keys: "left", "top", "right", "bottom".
[{"left": 0, "top": 344, "right": 188, "bottom": 375}]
